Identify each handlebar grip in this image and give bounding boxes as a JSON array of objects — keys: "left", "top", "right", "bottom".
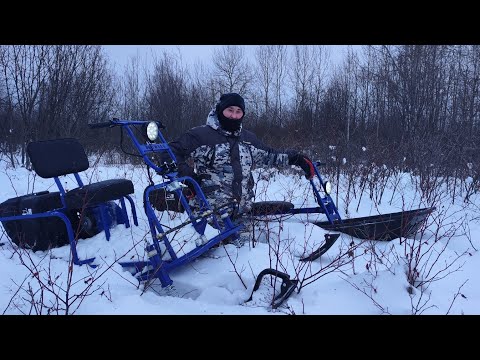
[{"left": 88, "top": 121, "right": 113, "bottom": 129}]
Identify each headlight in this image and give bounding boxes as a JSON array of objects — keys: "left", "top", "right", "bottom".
[
  {"left": 324, "top": 181, "right": 332, "bottom": 195},
  {"left": 146, "top": 122, "right": 159, "bottom": 141}
]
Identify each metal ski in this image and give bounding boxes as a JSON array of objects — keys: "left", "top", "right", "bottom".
[
  {"left": 299, "top": 233, "right": 341, "bottom": 262},
  {"left": 314, "top": 207, "right": 435, "bottom": 241}
]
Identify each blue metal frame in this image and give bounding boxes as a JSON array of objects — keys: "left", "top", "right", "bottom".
[
  {"left": 0, "top": 200, "right": 138, "bottom": 267},
  {"left": 53, "top": 172, "right": 138, "bottom": 240},
  {"left": 0, "top": 153, "right": 139, "bottom": 268},
  {"left": 88, "top": 119, "right": 244, "bottom": 288},
  {"left": 0, "top": 211, "right": 96, "bottom": 266},
  {"left": 284, "top": 162, "right": 343, "bottom": 224},
  {"left": 90, "top": 119, "right": 349, "bottom": 288}
]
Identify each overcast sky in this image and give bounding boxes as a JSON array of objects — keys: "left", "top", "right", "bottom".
[{"left": 103, "top": 45, "right": 356, "bottom": 71}]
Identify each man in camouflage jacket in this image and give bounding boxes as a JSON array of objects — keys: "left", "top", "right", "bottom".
[{"left": 169, "top": 93, "right": 314, "bottom": 220}]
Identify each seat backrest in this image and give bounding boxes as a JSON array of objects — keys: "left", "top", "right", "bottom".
[{"left": 27, "top": 138, "right": 89, "bottom": 178}]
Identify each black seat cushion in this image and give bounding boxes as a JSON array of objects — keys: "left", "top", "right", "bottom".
[
  {"left": 27, "top": 138, "right": 89, "bottom": 179},
  {"left": 65, "top": 179, "right": 134, "bottom": 209}
]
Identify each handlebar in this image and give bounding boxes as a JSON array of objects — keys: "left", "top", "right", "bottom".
[
  {"left": 88, "top": 121, "right": 114, "bottom": 129},
  {"left": 88, "top": 118, "right": 165, "bottom": 129},
  {"left": 87, "top": 118, "right": 175, "bottom": 177}
]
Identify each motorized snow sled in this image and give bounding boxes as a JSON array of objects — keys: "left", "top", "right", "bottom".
[{"left": 0, "top": 118, "right": 434, "bottom": 309}]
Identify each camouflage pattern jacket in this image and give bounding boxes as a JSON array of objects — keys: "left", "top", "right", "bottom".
[{"left": 169, "top": 109, "right": 296, "bottom": 213}]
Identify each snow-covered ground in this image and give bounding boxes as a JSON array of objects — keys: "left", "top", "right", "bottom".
[{"left": 1, "top": 160, "right": 479, "bottom": 315}]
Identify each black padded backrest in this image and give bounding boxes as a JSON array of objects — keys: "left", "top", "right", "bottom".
[{"left": 27, "top": 138, "right": 89, "bottom": 178}]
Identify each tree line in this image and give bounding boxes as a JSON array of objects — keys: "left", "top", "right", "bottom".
[{"left": 0, "top": 45, "right": 478, "bottom": 186}]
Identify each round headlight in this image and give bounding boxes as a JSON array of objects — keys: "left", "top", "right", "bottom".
[
  {"left": 146, "top": 122, "right": 159, "bottom": 141},
  {"left": 324, "top": 181, "right": 332, "bottom": 195}
]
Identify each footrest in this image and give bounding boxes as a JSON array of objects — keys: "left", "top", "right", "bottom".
[
  {"left": 246, "top": 268, "right": 298, "bottom": 309},
  {"left": 249, "top": 201, "right": 294, "bottom": 216}
]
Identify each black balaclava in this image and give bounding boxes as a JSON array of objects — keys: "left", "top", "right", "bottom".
[{"left": 215, "top": 93, "right": 245, "bottom": 132}]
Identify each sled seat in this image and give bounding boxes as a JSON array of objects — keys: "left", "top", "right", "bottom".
[
  {"left": 23, "top": 138, "right": 139, "bottom": 266},
  {"left": 63, "top": 179, "right": 134, "bottom": 209},
  {"left": 27, "top": 138, "right": 135, "bottom": 208}
]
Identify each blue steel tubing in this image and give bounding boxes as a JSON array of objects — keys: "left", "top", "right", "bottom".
[
  {"left": 98, "top": 203, "right": 111, "bottom": 241},
  {"left": 118, "top": 197, "right": 131, "bottom": 228},
  {"left": 0, "top": 211, "right": 96, "bottom": 266},
  {"left": 91, "top": 119, "right": 244, "bottom": 287},
  {"left": 310, "top": 162, "right": 342, "bottom": 224},
  {"left": 123, "top": 195, "right": 138, "bottom": 226}
]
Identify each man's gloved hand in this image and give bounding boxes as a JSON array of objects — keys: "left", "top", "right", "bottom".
[{"left": 288, "top": 153, "right": 315, "bottom": 180}]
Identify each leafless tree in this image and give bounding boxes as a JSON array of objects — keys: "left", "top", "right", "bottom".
[
  {"left": 119, "top": 53, "right": 147, "bottom": 120},
  {"left": 211, "top": 45, "right": 254, "bottom": 99},
  {"left": 253, "top": 45, "right": 289, "bottom": 127},
  {"left": 0, "top": 45, "right": 49, "bottom": 167},
  {"left": 144, "top": 51, "right": 191, "bottom": 138},
  {"left": 0, "top": 45, "right": 116, "bottom": 160}
]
